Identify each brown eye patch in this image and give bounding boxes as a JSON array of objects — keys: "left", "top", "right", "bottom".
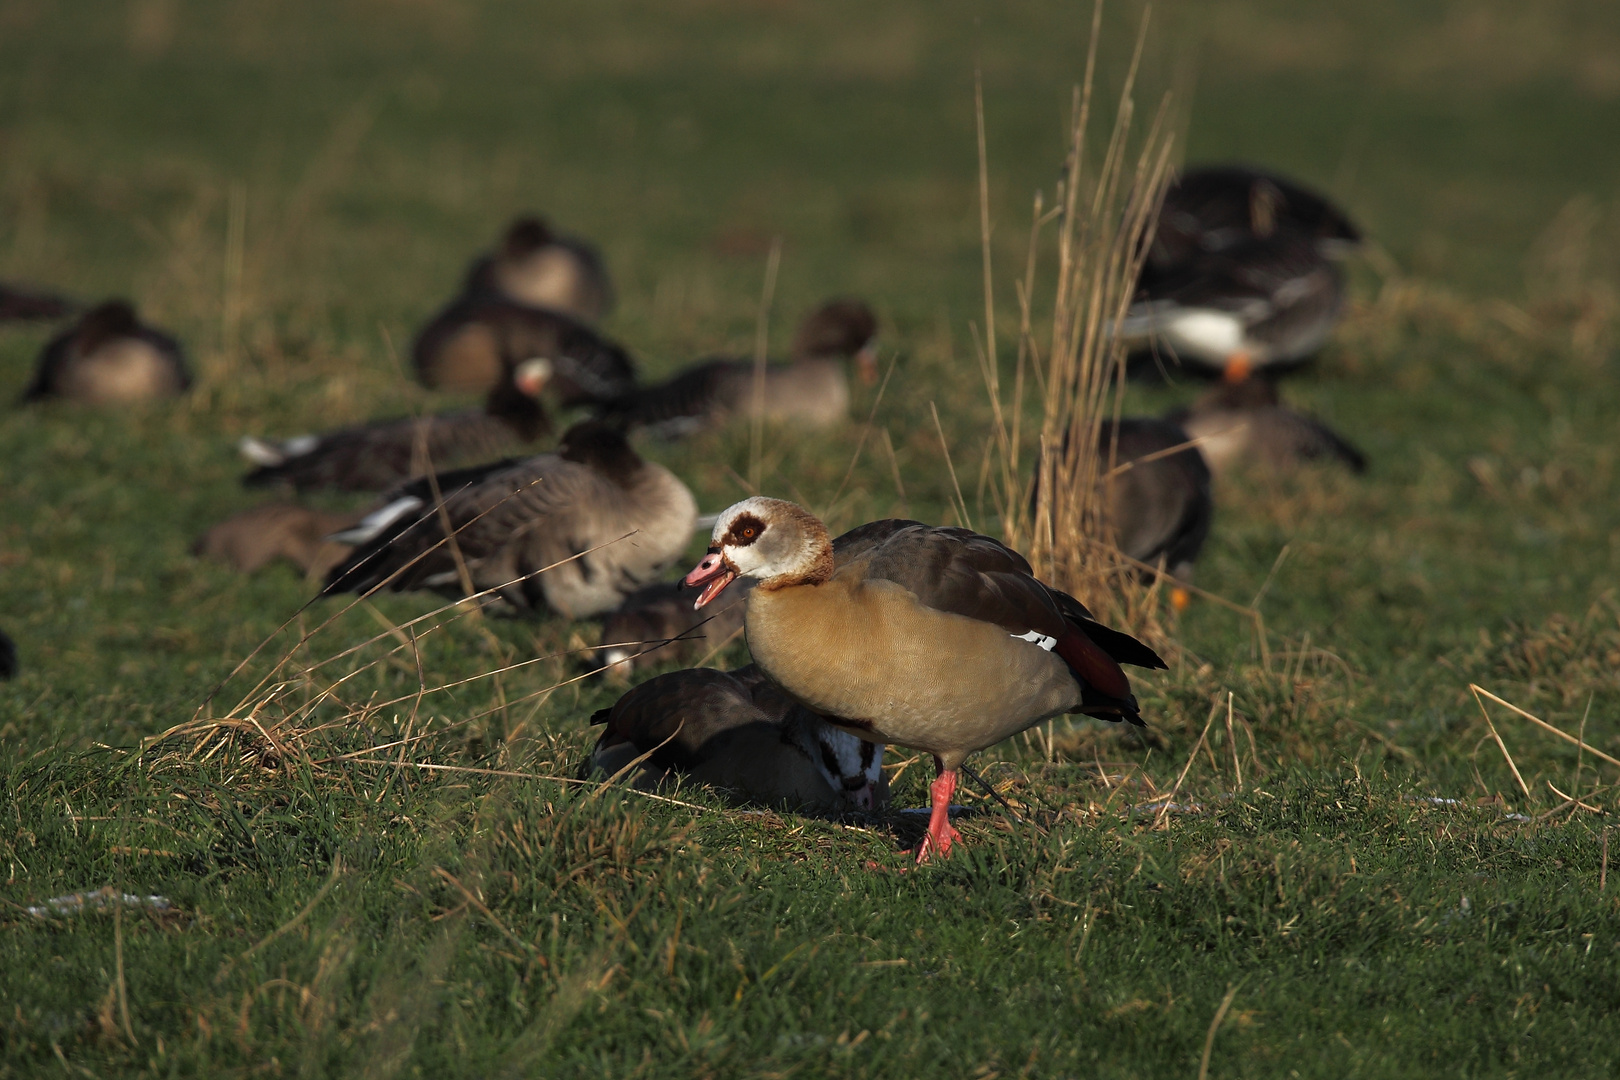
[{"left": 725, "top": 513, "right": 766, "bottom": 547}]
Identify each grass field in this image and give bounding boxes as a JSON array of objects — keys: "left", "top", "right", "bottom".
[{"left": 4, "top": 1, "right": 1620, "bottom": 1075}]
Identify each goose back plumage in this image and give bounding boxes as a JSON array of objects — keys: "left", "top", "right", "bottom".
[
  {"left": 20, "top": 301, "right": 190, "bottom": 404},
  {"left": 586, "top": 664, "right": 886, "bottom": 812},
  {"left": 462, "top": 217, "right": 614, "bottom": 323},
  {"left": 324, "top": 421, "right": 696, "bottom": 618},
  {"left": 241, "top": 367, "right": 550, "bottom": 493},
  {"left": 598, "top": 299, "right": 876, "bottom": 436},
  {"left": 411, "top": 295, "right": 636, "bottom": 399}
]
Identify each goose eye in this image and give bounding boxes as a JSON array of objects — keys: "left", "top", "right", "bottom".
[{"left": 740, "top": 526, "right": 756, "bottom": 539}]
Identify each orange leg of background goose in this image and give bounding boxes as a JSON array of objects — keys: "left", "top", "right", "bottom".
[{"left": 916, "top": 764, "right": 964, "bottom": 863}]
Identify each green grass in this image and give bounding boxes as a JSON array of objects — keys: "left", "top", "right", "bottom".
[{"left": 3, "top": 1, "right": 1620, "bottom": 1076}]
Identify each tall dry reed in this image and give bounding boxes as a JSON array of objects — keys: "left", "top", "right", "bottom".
[{"left": 975, "top": 3, "right": 1176, "bottom": 629}]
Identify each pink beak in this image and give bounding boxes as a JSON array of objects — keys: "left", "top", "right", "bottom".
[{"left": 684, "top": 552, "right": 738, "bottom": 610}]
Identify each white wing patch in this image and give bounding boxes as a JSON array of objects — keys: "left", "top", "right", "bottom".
[
  {"left": 331, "top": 495, "right": 424, "bottom": 544},
  {"left": 1012, "top": 629, "right": 1057, "bottom": 651}
]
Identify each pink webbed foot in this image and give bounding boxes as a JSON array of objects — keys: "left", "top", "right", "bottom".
[{"left": 914, "top": 768, "right": 963, "bottom": 864}]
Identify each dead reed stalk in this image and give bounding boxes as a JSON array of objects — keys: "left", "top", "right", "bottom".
[{"left": 975, "top": 1, "right": 1176, "bottom": 625}]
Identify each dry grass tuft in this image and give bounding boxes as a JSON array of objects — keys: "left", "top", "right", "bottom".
[{"left": 972, "top": 4, "right": 1176, "bottom": 637}]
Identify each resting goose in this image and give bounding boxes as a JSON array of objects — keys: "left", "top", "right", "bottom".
[
  {"left": 1168, "top": 378, "right": 1367, "bottom": 477},
  {"left": 1119, "top": 231, "right": 1345, "bottom": 382},
  {"left": 412, "top": 294, "right": 636, "bottom": 399},
  {"left": 325, "top": 421, "right": 696, "bottom": 619},
  {"left": 20, "top": 301, "right": 190, "bottom": 403},
  {"left": 594, "top": 578, "right": 752, "bottom": 680},
  {"left": 586, "top": 664, "right": 887, "bottom": 812},
  {"left": 1149, "top": 164, "right": 1363, "bottom": 270},
  {"left": 597, "top": 299, "right": 878, "bottom": 437},
  {"left": 0, "top": 282, "right": 75, "bottom": 323},
  {"left": 193, "top": 503, "right": 364, "bottom": 578},
  {"left": 684, "top": 498, "right": 1165, "bottom": 862},
  {"left": 240, "top": 358, "right": 551, "bottom": 493},
  {"left": 1097, "top": 418, "right": 1213, "bottom": 597},
  {"left": 462, "top": 216, "right": 614, "bottom": 324}
]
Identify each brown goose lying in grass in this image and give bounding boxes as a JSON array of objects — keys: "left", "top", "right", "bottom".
[
  {"left": 324, "top": 421, "right": 696, "bottom": 619},
  {"left": 597, "top": 299, "right": 877, "bottom": 438},
  {"left": 412, "top": 294, "right": 636, "bottom": 399},
  {"left": 461, "top": 216, "right": 614, "bottom": 324},
  {"left": 0, "top": 282, "right": 76, "bottom": 323},
  {"left": 586, "top": 664, "right": 887, "bottom": 812},
  {"left": 1039, "top": 417, "right": 1214, "bottom": 605},
  {"left": 684, "top": 498, "right": 1165, "bottom": 862},
  {"left": 193, "top": 503, "right": 364, "bottom": 578},
  {"left": 240, "top": 358, "right": 551, "bottom": 493},
  {"left": 594, "top": 578, "right": 752, "bottom": 681},
  {"left": 1097, "top": 418, "right": 1213, "bottom": 604},
  {"left": 1168, "top": 378, "right": 1367, "bottom": 478},
  {"left": 20, "top": 301, "right": 190, "bottom": 404}
]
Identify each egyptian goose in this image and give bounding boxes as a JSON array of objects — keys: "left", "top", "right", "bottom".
[
  {"left": 240, "top": 358, "right": 552, "bottom": 493},
  {"left": 412, "top": 294, "right": 636, "bottom": 399},
  {"left": 1149, "top": 164, "right": 1362, "bottom": 270},
  {"left": 594, "top": 578, "right": 752, "bottom": 681},
  {"left": 597, "top": 299, "right": 878, "bottom": 437},
  {"left": 193, "top": 503, "right": 364, "bottom": 578},
  {"left": 325, "top": 421, "right": 696, "bottom": 619},
  {"left": 0, "top": 282, "right": 75, "bottom": 323},
  {"left": 461, "top": 216, "right": 614, "bottom": 324},
  {"left": 1119, "top": 231, "right": 1345, "bottom": 382},
  {"left": 1168, "top": 377, "right": 1366, "bottom": 477},
  {"left": 20, "top": 301, "right": 190, "bottom": 404},
  {"left": 586, "top": 664, "right": 887, "bottom": 812},
  {"left": 684, "top": 499, "right": 1165, "bottom": 862},
  {"left": 0, "top": 629, "right": 15, "bottom": 680}
]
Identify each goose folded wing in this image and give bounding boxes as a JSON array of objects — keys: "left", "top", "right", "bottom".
[
  {"left": 846, "top": 525, "right": 1163, "bottom": 703},
  {"left": 326, "top": 455, "right": 595, "bottom": 594}
]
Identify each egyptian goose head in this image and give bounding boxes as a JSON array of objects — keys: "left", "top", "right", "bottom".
[{"left": 684, "top": 497, "right": 833, "bottom": 606}]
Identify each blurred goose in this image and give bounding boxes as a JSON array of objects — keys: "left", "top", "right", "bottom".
[
  {"left": 20, "top": 301, "right": 190, "bottom": 403},
  {"left": 240, "top": 358, "right": 552, "bottom": 493},
  {"left": 1168, "top": 378, "right": 1366, "bottom": 477},
  {"left": 1119, "top": 232, "right": 1345, "bottom": 382},
  {"left": 325, "top": 421, "right": 696, "bottom": 618},
  {"left": 462, "top": 216, "right": 614, "bottom": 323},
  {"left": 1149, "top": 163, "right": 1362, "bottom": 270},
  {"left": 586, "top": 664, "right": 887, "bottom": 812},
  {"left": 598, "top": 299, "right": 878, "bottom": 437},
  {"left": 193, "top": 503, "right": 364, "bottom": 578},
  {"left": 684, "top": 498, "right": 1165, "bottom": 862},
  {"left": 0, "top": 629, "right": 15, "bottom": 680},
  {"left": 1098, "top": 419, "right": 1213, "bottom": 610},
  {"left": 0, "top": 282, "right": 75, "bottom": 323},
  {"left": 594, "top": 578, "right": 753, "bottom": 681},
  {"left": 412, "top": 294, "right": 636, "bottom": 398}
]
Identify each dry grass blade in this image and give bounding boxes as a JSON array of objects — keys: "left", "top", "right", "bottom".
[
  {"left": 972, "top": 0, "right": 1176, "bottom": 642},
  {"left": 1471, "top": 686, "right": 1532, "bottom": 800},
  {"left": 1469, "top": 684, "right": 1620, "bottom": 771},
  {"left": 1198, "top": 981, "right": 1245, "bottom": 1080},
  {"left": 433, "top": 867, "right": 535, "bottom": 953},
  {"left": 1155, "top": 697, "right": 1220, "bottom": 827}
]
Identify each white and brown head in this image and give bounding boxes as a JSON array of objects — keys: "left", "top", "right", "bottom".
[
  {"left": 809, "top": 724, "right": 887, "bottom": 811},
  {"left": 684, "top": 497, "right": 832, "bottom": 605}
]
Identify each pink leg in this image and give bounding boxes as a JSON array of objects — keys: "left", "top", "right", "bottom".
[{"left": 916, "top": 766, "right": 964, "bottom": 864}]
